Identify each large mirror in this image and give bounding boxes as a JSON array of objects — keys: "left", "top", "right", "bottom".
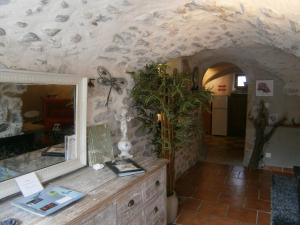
[
  {"left": 0, "top": 69, "right": 87, "bottom": 199},
  {"left": 0, "top": 83, "right": 76, "bottom": 182}
]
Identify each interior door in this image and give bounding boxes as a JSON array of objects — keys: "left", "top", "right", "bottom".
[{"left": 228, "top": 93, "right": 247, "bottom": 137}]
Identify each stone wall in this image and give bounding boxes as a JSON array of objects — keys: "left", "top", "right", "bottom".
[
  {"left": 0, "top": 84, "right": 26, "bottom": 138},
  {"left": 2, "top": 0, "right": 300, "bottom": 75},
  {"left": 87, "top": 81, "right": 154, "bottom": 158},
  {"left": 175, "top": 138, "right": 201, "bottom": 179},
  {"left": 1, "top": 0, "right": 300, "bottom": 171}
]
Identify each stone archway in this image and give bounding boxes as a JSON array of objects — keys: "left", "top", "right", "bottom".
[
  {"left": 167, "top": 44, "right": 300, "bottom": 169},
  {"left": 200, "top": 61, "right": 248, "bottom": 166}
]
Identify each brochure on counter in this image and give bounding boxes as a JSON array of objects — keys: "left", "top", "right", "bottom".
[{"left": 12, "top": 186, "right": 85, "bottom": 217}]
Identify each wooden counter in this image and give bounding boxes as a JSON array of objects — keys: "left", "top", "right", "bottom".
[{"left": 0, "top": 157, "right": 167, "bottom": 225}]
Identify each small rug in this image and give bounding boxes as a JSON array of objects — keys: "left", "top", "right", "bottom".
[
  {"left": 272, "top": 175, "right": 300, "bottom": 225},
  {"left": 0, "top": 166, "right": 20, "bottom": 182}
]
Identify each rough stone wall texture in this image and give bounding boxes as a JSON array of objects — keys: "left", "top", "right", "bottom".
[
  {"left": 1, "top": 0, "right": 300, "bottom": 170},
  {"left": 2, "top": 0, "right": 300, "bottom": 75},
  {"left": 175, "top": 139, "right": 201, "bottom": 179},
  {"left": 0, "top": 84, "right": 26, "bottom": 138}
]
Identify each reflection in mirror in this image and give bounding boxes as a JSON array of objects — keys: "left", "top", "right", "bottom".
[{"left": 0, "top": 83, "right": 76, "bottom": 182}]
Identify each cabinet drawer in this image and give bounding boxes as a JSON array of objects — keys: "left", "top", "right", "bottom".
[
  {"left": 73, "top": 217, "right": 94, "bottom": 225},
  {"left": 116, "top": 187, "right": 143, "bottom": 225},
  {"left": 144, "top": 195, "right": 166, "bottom": 225},
  {"left": 72, "top": 204, "right": 116, "bottom": 225},
  {"left": 94, "top": 204, "right": 116, "bottom": 225},
  {"left": 125, "top": 214, "right": 145, "bottom": 225},
  {"left": 142, "top": 168, "right": 165, "bottom": 203}
]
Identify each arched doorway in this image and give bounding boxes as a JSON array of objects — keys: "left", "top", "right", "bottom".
[{"left": 202, "top": 62, "right": 248, "bottom": 166}]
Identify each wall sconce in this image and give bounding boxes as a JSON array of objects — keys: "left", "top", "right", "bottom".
[
  {"left": 88, "top": 79, "right": 95, "bottom": 88},
  {"left": 157, "top": 113, "right": 161, "bottom": 122}
]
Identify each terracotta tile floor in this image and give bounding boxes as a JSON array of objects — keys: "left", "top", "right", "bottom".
[
  {"left": 173, "top": 161, "right": 272, "bottom": 225},
  {"left": 204, "top": 135, "right": 245, "bottom": 166}
]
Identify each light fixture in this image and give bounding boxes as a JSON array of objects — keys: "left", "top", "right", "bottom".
[{"left": 88, "top": 79, "right": 95, "bottom": 88}]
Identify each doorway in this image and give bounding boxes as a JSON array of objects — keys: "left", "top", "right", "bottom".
[{"left": 202, "top": 62, "right": 248, "bottom": 166}]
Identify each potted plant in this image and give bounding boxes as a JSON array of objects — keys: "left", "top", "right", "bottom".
[{"left": 130, "top": 63, "right": 211, "bottom": 222}]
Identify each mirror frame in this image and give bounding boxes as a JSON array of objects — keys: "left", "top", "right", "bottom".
[{"left": 0, "top": 69, "right": 87, "bottom": 199}]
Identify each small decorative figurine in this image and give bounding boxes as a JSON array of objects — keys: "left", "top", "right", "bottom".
[{"left": 115, "top": 107, "right": 133, "bottom": 158}]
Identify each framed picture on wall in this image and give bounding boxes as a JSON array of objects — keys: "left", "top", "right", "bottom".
[{"left": 256, "top": 80, "right": 273, "bottom": 96}]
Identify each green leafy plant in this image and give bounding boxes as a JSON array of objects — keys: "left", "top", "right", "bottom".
[{"left": 130, "top": 63, "right": 212, "bottom": 195}]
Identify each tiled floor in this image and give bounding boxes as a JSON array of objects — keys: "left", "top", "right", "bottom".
[
  {"left": 174, "top": 161, "right": 272, "bottom": 225},
  {"left": 204, "top": 135, "right": 245, "bottom": 166}
]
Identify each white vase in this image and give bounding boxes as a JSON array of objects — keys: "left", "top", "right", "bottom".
[
  {"left": 167, "top": 192, "right": 179, "bottom": 223},
  {"left": 117, "top": 138, "right": 133, "bottom": 158}
]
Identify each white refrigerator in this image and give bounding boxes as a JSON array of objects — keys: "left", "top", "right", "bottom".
[{"left": 211, "top": 96, "right": 228, "bottom": 136}]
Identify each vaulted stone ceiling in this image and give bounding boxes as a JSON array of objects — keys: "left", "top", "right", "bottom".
[
  {"left": 0, "top": 0, "right": 300, "bottom": 78},
  {"left": 1, "top": 0, "right": 300, "bottom": 170}
]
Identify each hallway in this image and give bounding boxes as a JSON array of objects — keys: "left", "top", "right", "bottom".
[
  {"left": 174, "top": 161, "right": 271, "bottom": 225},
  {"left": 204, "top": 135, "right": 245, "bottom": 166}
]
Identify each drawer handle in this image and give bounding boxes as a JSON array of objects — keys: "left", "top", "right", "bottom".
[
  {"left": 155, "top": 180, "right": 160, "bottom": 187},
  {"left": 154, "top": 206, "right": 159, "bottom": 214},
  {"left": 128, "top": 199, "right": 135, "bottom": 207}
]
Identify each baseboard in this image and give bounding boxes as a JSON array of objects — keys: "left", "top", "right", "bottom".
[{"left": 262, "top": 165, "right": 294, "bottom": 175}]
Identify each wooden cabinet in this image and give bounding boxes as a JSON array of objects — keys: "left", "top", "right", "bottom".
[
  {"left": 0, "top": 158, "right": 167, "bottom": 225},
  {"left": 116, "top": 186, "right": 143, "bottom": 225},
  {"left": 72, "top": 163, "right": 167, "bottom": 225},
  {"left": 142, "top": 168, "right": 165, "bottom": 203},
  {"left": 73, "top": 204, "right": 116, "bottom": 225},
  {"left": 144, "top": 196, "right": 166, "bottom": 225}
]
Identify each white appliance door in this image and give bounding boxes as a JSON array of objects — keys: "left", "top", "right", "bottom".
[
  {"left": 212, "top": 96, "right": 228, "bottom": 136},
  {"left": 212, "top": 109, "right": 228, "bottom": 136},
  {"left": 212, "top": 96, "right": 228, "bottom": 109}
]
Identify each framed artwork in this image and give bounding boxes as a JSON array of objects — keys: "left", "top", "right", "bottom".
[{"left": 256, "top": 80, "right": 273, "bottom": 96}]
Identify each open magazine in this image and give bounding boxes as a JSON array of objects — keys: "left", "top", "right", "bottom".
[{"left": 11, "top": 186, "right": 85, "bottom": 217}]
